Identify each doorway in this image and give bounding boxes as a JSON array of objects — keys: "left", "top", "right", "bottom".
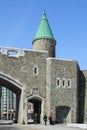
[
  {"left": 56, "top": 106, "right": 70, "bottom": 123},
  {"left": 27, "top": 98, "right": 41, "bottom": 124}
]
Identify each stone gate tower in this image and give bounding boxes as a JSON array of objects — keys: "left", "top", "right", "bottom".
[
  {"left": 1, "top": 11, "right": 86, "bottom": 124},
  {"left": 32, "top": 11, "right": 56, "bottom": 57}
]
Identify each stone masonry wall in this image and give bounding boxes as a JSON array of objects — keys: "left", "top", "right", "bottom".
[
  {"left": 32, "top": 38, "right": 56, "bottom": 57},
  {"left": 46, "top": 58, "right": 79, "bottom": 123},
  {"left": 81, "top": 70, "right": 87, "bottom": 123},
  {"left": 0, "top": 49, "right": 48, "bottom": 97},
  {"left": 0, "top": 49, "right": 48, "bottom": 123}
]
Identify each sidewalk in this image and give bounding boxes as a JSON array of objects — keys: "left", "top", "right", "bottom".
[
  {"left": 1, "top": 120, "right": 87, "bottom": 130},
  {"left": 0, "top": 120, "right": 13, "bottom": 125},
  {"left": 13, "top": 124, "right": 85, "bottom": 130},
  {"left": 67, "top": 123, "right": 87, "bottom": 129}
]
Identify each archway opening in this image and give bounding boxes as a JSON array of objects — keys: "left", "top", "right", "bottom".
[
  {"left": 27, "top": 98, "right": 42, "bottom": 124},
  {"left": 0, "top": 73, "right": 22, "bottom": 123},
  {"left": 56, "top": 106, "right": 71, "bottom": 123}
]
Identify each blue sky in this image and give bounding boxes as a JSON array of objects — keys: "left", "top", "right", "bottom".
[{"left": 0, "top": 0, "right": 87, "bottom": 70}]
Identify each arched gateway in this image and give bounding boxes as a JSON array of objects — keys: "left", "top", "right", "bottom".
[
  {"left": 0, "top": 72, "right": 45, "bottom": 124},
  {"left": 27, "top": 95, "right": 44, "bottom": 124},
  {"left": 0, "top": 45, "right": 48, "bottom": 124},
  {"left": 0, "top": 72, "right": 22, "bottom": 123},
  {"left": 0, "top": 11, "right": 85, "bottom": 124}
]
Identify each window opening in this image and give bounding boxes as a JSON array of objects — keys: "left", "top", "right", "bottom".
[
  {"left": 33, "top": 66, "right": 38, "bottom": 75},
  {"left": 63, "top": 80, "right": 65, "bottom": 86},
  {"left": 57, "top": 79, "right": 59, "bottom": 86},
  {"left": 68, "top": 80, "right": 70, "bottom": 86},
  {"left": 34, "top": 67, "right": 37, "bottom": 74},
  {"left": 67, "top": 79, "right": 71, "bottom": 88},
  {"left": 62, "top": 79, "right": 66, "bottom": 88},
  {"left": 56, "top": 78, "right": 60, "bottom": 87}
]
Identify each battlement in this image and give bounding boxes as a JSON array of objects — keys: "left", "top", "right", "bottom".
[
  {"left": 0, "top": 46, "right": 48, "bottom": 58},
  {"left": 0, "top": 46, "right": 24, "bottom": 57}
]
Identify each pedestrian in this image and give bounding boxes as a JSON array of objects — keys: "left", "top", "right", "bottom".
[
  {"left": 43, "top": 114, "right": 47, "bottom": 125},
  {"left": 49, "top": 114, "right": 52, "bottom": 125},
  {"left": 34, "top": 113, "right": 37, "bottom": 124}
]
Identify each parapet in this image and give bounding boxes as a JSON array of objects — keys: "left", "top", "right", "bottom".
[{"left": 0, "top": 46, "right": 24, "bottom": 57}]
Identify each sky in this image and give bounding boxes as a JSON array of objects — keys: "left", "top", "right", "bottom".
[{"left": 0, "top": 0, "right": 87, "bottom": 70}]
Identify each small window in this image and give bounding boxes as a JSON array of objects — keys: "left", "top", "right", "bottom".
[
  {"left": 34, "top": 67, "right": 37, "bottom": 74},
  {"left": 62, "top": 79, "right": 66, "bottom": 88},
  {"left": 68, "top": 80, "right": 70, "bottom": 86},
  {"left": 57, "top": 79, "right": 59, "bottom": 86},
  {"left": 56, "top": 78, "right": 60, "bottom": 87},
  {"left": 63, "top": 80, "right": 65, "bottom": 86},
  {"left": 67, "top": 79, "right": 71, "bottom": 88},
  {"left": 33, "top": 66, "right": 38, "bottom": 75}
]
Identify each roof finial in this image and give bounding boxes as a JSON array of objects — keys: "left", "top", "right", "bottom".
[
  {"left": 42, "top": 10, "right": 47, "bottom": 20},
  {"left": 43, "top": 9, "right": 46, "bottom": 15}
]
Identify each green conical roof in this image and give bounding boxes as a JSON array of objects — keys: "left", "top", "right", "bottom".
[{"left": 34, "top": 11, "right": 55, "bottom": 40}]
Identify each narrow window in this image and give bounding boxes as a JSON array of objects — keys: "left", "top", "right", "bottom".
[
  {"left": 63, "top": 80, "right": 65, "bottom": 86},
  {"left": 34, "top": 67, "right": 37, "bottom": 74},
  {"left": 57, "top": 79, "right": 59, "bottom": 86},
  {"left": 67, "top": 79, "right": 71, "bottom": 88},
  {"left": 62, "top": 79, "right": 66, "bottom": 88},
  {"left": 33, "top": 66, "right": 38, "bottom": 75},
  {"left": 68, "top": 80, "right": 70, "bottom": 86},
  {"left": 56, "top": 78, "right": 60, "bottom": 87}
]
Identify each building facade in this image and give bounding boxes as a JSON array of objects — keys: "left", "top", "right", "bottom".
[
  {"left": 28, "top": 11, "right": 87, "bottom": 123},
  {"left": 0, "top": 11, "right": 87, "bottom": 124},
  {"left": 0, "top": 86, "right": 16, "bottom": 120}
]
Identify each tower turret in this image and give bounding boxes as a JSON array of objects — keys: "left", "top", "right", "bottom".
[{"left": 32, "top": 11, "right": 56, "bottom": 57}]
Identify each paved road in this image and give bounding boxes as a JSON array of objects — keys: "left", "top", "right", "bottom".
[
  {"left": 0, "top": 120, "right": 85, "bottom": 130},
  {"left": 0, "top": 125, "right": 16, "bottom": 130},
  {"left": 0, "top": 124, "right": 83, "bottom": 130},
  {"left": 24, "top": 124, "right": 83, "bottom": 130},
  {"left": 0, "top": 125, "right": 31, "bottom": 130}
]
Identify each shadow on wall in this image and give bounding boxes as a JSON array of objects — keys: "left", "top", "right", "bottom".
[
  {"left": 55, "top": 106, "right": 70, "bottom": 123},
  {"left": 77, "top": 71, "right": 86, "bottom": 123}
]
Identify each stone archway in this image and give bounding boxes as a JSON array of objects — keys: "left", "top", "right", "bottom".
[
  {"left": 27, "top": 95, "right": 44, "bottom": 124},
  {"left": 0, "top": 72, "right": 23, "bottom": 124},
  {"left": 0, "top": 72, "right": 22, "bottom": 93}
]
